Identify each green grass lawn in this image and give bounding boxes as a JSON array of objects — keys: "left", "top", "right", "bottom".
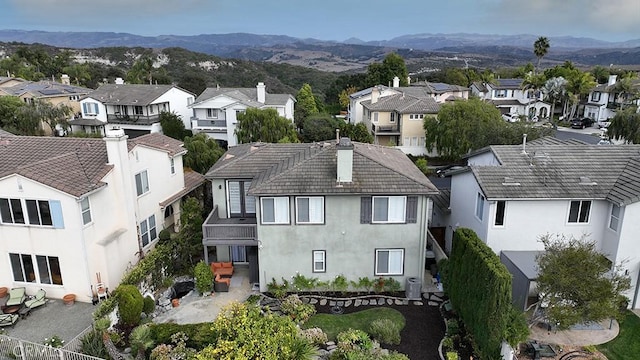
[
  {"left": 302, "top": 307, "right": 405, "bottom": 340},
  {"left": 597, "top": 311, "right": 640, "bottom": 360}
]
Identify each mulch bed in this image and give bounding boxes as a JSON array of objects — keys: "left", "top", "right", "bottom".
[{"left": 315, "top": 299, "right": 446, "bottom": 360}]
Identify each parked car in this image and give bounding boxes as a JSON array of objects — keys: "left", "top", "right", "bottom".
[
  {"left": 570, "top": 117, "right": 595, "bottom": 129},
  {"left": 502, "top": 113, "right": 520, "bottom": 123},
  {"left": 598, "top": 120, "right": 611, "bottom": 129}
]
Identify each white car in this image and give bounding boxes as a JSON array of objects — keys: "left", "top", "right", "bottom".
[
  {"left": 502, "top": 114, "right": 520, "bottom": 122},
  {"left": 598, "top": 120, "right": 611, "bottom": 129}
]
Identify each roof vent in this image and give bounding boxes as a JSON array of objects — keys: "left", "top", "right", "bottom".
[
  {"left": 502, "top": 177, "right": 521, "bottom": 186},
  {"left": 579, "top": 176, "right": 597, "bottom": 186}
]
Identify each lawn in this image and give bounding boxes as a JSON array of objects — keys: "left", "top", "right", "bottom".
[
  {"left": 302, "top": 307, "right": 405, "bottom": 340},
  {"left": 597, "top": 311, "right": 640, "bottom": 360}
]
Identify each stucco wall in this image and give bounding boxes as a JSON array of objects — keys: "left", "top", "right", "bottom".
[
  {"left": 616, "top": 202, "right": 640, "bottom": 308},
  {"left": 154, "top": 87, "right": 195, "bottom": 129}
]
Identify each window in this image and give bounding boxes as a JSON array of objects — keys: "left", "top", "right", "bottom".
[
  {"left": 591, "top": 92, "right": 601, "bottom": 102},
  {"left": 0, "top": 198, "right": 25, "bottom": 224},
  {"left": 206, "top": 108, "right": 218, "bottom": 118},
  {"left": 135, "top": 171, "right": 149, "bottom": 196},
  {"left": 10, "top": 253, "right": 63, "bottom": 285},
  {"left": 475, "top": 193, "right": 485, "bottom": 220},
  {"left": 134, "top": 106, "right": 143, "bottom": 115},
  {"left": 81, "top": 198, "right": 92, "bottom": 225},
  {"left": 82, "top": 102, "right": 99, "bottom": 115},
  {"left": 313, "top": 250, "right": 326, "bottom": 272},
  {"left": 494, "top": 200, "right": 506, "bottom": 226},
  {"left": 411, "top": 137, "right": 418, "bottom": 146},
  {"left": 375, "top": 249, "right": 404, "bottom": 275},
  {"left": 1, "top": 198, "right": 63, "bottom": 228},
  {"left": 10, "top": 253, "right": 35, "bottom": 282},
  {"left": 296, "top": 197, "right": 324, "bottom": 224},
  {"left": 261, "top": 197, "right": 289, "bottom": 224},
  {"left": 419, "top": 137, "right": 425, "bottom": 147},
  {"left": 25, "top": 200, "right": 52, "bottom": 226},
  {"left": 609, "top": 204, "right": 620, "bottom": 231},
  {"left": 568, "top": 200, "right": 591, "bottom": 223},
  {"left": 361, "top": 196, "right": 417, "bottom": 224},
  {"left": 140, "top": 215, "right": 157, "bottom": 247},
  {"left": 495, "top": 90, "right": 507, "bottom": 98},
  {"left": 170, "top": 158, "right": 175, "bottom": 175},
  {"left": 36, "top": 255, "right": 63, "bottom": 285},
  {"left": 372, "top": 196, "right": 406, "bottom": 223},
  {"left": 390, "top": 112, "right": 396, "bottom": 123},
  {"left": 373, "top": 112, "right": 379, "bottom": 122}
]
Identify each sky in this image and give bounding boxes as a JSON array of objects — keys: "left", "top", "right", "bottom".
[{"left": 2, "top": 0, "right": 639, "bottom": 42}]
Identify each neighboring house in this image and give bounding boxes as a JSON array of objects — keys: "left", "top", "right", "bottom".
[
  {"left": 408, "top": 80, "right": 470, "bottom": 103},
  {"left": 0, "top": 130, "right": 204, "bottom": 302},
  {"left": 583, "top": 75, "right": 640, "bottom": 122},
  {"left": 188, "top": 82, "right": 295, "bottom": 147},
  {"left": 0, "top": 77, "right": 28, "bottom": 89},
  {"left": 70, "top": 82, "right": 195, "bottom": 138},
  {"left": 360, "top": 91, "right": 440, "bottom": 155},
  {"left": 471, "top": 79, "right": 550, "bottom": 120},
  {"left": 444, "top": 137, "right": 640, "bottom": 309},
  {"left": 0, "top": 75, "right": 91, "bottom": 135},
  {"left": 202, "top": 138, "right": 439, "bottom": 291}
]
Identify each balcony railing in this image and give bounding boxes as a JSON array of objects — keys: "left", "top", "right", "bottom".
[
  {"left": 192, "top": 118, "right": 228, "bottom": 128},
  {"left": 202, "top": 206, "right": 257, "bottom": 246},
  {"left": 106, "top": 113, "right": 161, "bottom": 123},
  {"left": 372, "top": 123, "right": 401, "bottom": 135}
]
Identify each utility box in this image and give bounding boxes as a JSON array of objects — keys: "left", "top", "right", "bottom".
[{"left": 405, "top": 277, "right": 422, "bottom": 300}]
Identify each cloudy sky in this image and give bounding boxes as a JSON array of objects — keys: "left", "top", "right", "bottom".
[{"left": 3, "top": 0, "right": 639, "bottom": 42}]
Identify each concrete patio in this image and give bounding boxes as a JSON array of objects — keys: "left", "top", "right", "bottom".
[{"left": 528, "top": 318, "right": 619, "bottom": 346}]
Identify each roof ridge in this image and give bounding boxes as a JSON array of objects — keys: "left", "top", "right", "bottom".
[
  {"left": 252, "top": 143, "right": 327, "bottom": 188},
  {"left": 210, "top": 143, "right": 269, "bottom": 173}
]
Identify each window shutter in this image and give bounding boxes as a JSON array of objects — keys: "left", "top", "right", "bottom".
[
  {"left": 406, "top": 196, "right": 418, "bottom": 223},
  {"left": 49, "top": 200, "right": 65, "bottom": 229},
  {"left": 360, "top": 197, "right": 372, "bottom": 224}
]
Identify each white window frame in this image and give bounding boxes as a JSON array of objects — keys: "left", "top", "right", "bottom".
[
  {"left": 373, "top": 112, "right": 379, "bottom": 122},
  {"left": 135, "top": 170, "right": 150, "bottom": 196},
  {"left": 494, "top": 200, "right": 506, "bottom": 227},
  {"left": 375, "top": 249, "right": 404, "bottom": 276},
  {"left": 80, "top": 197, "right": 92, "bottom": 225},
  {"left": 313, "top": 250, "right": 326, "bottom": 273},
  {"left": 206, "top": 108, "right": 218, "bottom": 119},
  {"left": 9, "top": 253, "right": 63, "bottom": 285},
  {"left": 372, "top": 196, "right": 406, "bottom": 223},
  {"left": 0, "top": 198, "right": 26, "bottom": 224},
  {"left": 591, "top": 92, "right": 601, "bottom": 102},
  {"left": 170, "top": 158, "right": 175, "bottom": 175},
  {"left": 609, "top": 204, "right": 620, "bottom": 231},
  {"left": 475, "top": 193, "right": 485, "bottom": 220},
  {"left": 495, "top": 90, "right": 507, "bottom": 98},
  {"left": 134, "top": 105, "right": 144, "bottom": 115},
  {"left": 83, "top": 102, "right": 99, "bottom": 115},
  {"left": 260, "top": 197, "right": 290, "bottom": 224},
  {"left": 568, "top": 200, "right": 591, "bottom": 223},
  {"left": 35, "top": 255, "right": 63, "bottom": 285},
  {"left": 390, "top": 112, "right": 396, "bottom": 123},
  {"left": 140, "top": 215, "right": 157, "bottom": 248},
  {"left": 295, "top": 197, "right": 324, "bottom": 224}
]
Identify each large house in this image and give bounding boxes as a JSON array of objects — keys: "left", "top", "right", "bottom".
[
  {"left": 471, "top": 79, "right": 550, "bottom": 120},
  {"left": 441, "top": 137, "right": 640, "bottom": 309},
  {"left": 583, "top": 75, "right": 640, "bottom": 122},
  {"left": 202, "top": 138, "right": 439, "bottom": 291},
  {"left": 189, "top": 82, "right": 295, "bottom": 147},
  {"left": 70, "top": 82, "right": 195, "bottom": 138},
  {"left": 0, "top": 129, "right": 204, "bottom": 302}
]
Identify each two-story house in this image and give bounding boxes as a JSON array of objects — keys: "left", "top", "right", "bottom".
[
  {"left": 202, "top": 138, "right": 439, "bottom": 291},
  {"left": 360, "top": 90, "right": 440, "bottom": 155},
  {"left": 444, "top": 137, "right": 640, "bottom": 309},
  {"left": 70, "top": 82, "right": 195, "bottom": 138},
  {"left": 188, "top": 82, "right": 295, "bottom": 147},
  {"left": 583, "top": 75, "right": 640, "bottom": 122},
  {"left": 471, "top": 79, "right": 550, "bottom": 120},
  {"left": 0, "top": 129, "right": 204, "bottom": 302}
]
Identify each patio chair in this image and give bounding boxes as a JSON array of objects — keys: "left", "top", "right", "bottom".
[
  {"left": 6, "top": 287, "right": 26, "bottom": 307},
  {"left": 25, "top": 289, "right": 47, "bottom": 309},
  {"left": 0, "top": 313, "right": 18, "bottom": 327},
  {"left": 214, "top": 273, "right": 230, "bottom": 292}
]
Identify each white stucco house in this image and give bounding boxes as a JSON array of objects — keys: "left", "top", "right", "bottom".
[
  {"left": 188, "top": 82, "right": 295, "bottom": 147},
  {"left": 471, "top": 79, "right": 550, "bottom": 120},
  {"left": 583, "top": 75, "right": 640, "bottom": 122},
  {"left": 69, "top": 82, "right": 195, "bottom": 138},
  {"left": 441, "top": 137, "right": 640, "bottom": 309},
  {"left": 0, "top": 129, "right": 204, "bottom": 302}
]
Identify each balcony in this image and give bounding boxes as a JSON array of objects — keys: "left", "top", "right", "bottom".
[
  {"left": 106, "top": 113, "right": 160, "bottom": 124},
  {"left": 372, "top": 123, "right": 401, "bottom": 135},
  {"left": 202, "top": 206, "right": 257, "bottom": 246},
  {"left": 191, "top": 117, "right": 228, "bottom": 130}
]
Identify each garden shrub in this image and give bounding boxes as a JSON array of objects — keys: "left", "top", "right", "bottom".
[
  {"left": 93, "top": 296, "right": 117, "bottom": 321},
  {"left": 193, "top": 260, "right": 213, "bottom": 294},
  {"left": 383, "top": 278, "right": 401, "bottom": 292},
  {"left": 280, "top": 294, "right": 317, "bottom": 323},
  {"left": 267, "top": 278, "right": 288, "bottom": 299},
  {"left": 332, "top": 274, "right": 349, "bottom": 292},
  {"left": 80, "top": 329, "right": 109, "bottom": 359},
  {"left": 373, "top": 277, "right": 386, "bottom": 293},
  {"left": 149, "top": 323, "right": 216, "bottom": 350},
  {"left": 143, "top": 295, "right": 156, "bottom": 315},
  {"left": 446, "top": 319, "right": 459, "bottom": 336},
  {"left": 336, "top": 329, "right": 373, "bottom": 353},
  {"left": 158, "top": 229, "right": 171, "bottom": 243},
  {"left": 300, "top": 327, "right": 328, "bottom": 345},
  {"left": 116, "top": 285, "right": 144, "bottom": 327},
  {"left": 446, "top": 352, "right": 459, "bottom": 360},
  {"left": 292, "top": 272, "right": 318, "bottom": 291},
  {"left": 369, "top": 318, "right": 401, "bottom": 345},
  {"left": 150, "top": 332, "right": 196, "bottom": 360}
]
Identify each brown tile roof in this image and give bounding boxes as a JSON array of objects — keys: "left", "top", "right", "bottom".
[
  {"left": 84, "top": 84, "right": 194, "bottom": 105},
  {"left": 361, "top": 94, "right": 440, "bottom": 114},
  {"left": 194, "top": 87, "right": 294, "bottom": 107},
  {"left": 128, "top": 133, "right": 186, "bottom": 157},
  {"left": 207, "top": 141, "right": 439, "bottom": 196},
  {"left": 159, "top": 170, "right": 206, "bottom": 207}
]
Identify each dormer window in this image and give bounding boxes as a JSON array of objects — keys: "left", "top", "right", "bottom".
[{"left": 591, "top": 92, "right": 601, "bottom": 102}]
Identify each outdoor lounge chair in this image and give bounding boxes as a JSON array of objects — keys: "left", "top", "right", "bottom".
[
  {"left": 0, "top": 313, "right": 18, "bottom": 327},
  {"left": 214, "top": 273, "right": 230, "bottom": 292},
  {"left": 6, "top": 287, "right": 26, "bottom": 307},
  {"left": 25, "top": 289, "right": 46, "bottom": 309}
]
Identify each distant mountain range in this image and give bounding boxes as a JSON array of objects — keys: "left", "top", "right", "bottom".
[{"left": 1, "top": 30, "right": 639, "bottom": 71}]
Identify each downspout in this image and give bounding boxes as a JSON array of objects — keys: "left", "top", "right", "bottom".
[
  {"left": 78, "top": 199, "right": 94, "bottom": 302},
  {"left": 418, "top": 196, "right": 428, "bottom": 286}
]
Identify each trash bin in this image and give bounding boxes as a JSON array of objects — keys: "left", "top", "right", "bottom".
[{"left": 405, "top": 277, "right": 422, "bottom": 300}]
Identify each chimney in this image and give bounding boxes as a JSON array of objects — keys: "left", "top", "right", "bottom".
[
  {"left": 607, "top": 75, "right": 618, "bottom": 86},
  {"left": 115, "top": 77, "right": 125, "bottom": 85},
  {"left": 336, "top": 137, "right": 354, "bottom": 183},
  {"left": 393, "top": 76, "right": 400, "bottom": 88},
  {"left": 371, "top": 86, "right": 380, "bottom": 104},
  {"left": 257, "top": 82, "right": 266, "bottom": 103},
  {"left": 104, "top": 128, "right": 128, "bottom": 165},
  {"left": 60, "top": 74, "right": 70, "bottom": 85}
]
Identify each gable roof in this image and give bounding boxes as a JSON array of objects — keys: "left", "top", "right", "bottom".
[
  {"left": 469, "top": 142, "right": 640, "bottom": 205},
  {"left": 487, "top": 78, "right": 524, "bottom": 90},
  {"left": 407, "top": 82, "right": 469, "bottom": 94},
  {"left": 361, "top": 94, "right": 440, "bottom": 114},
  {"left": 0, "top": 133, "right": 184, "bottom": 198},
  {"left": 194, "top": 86, "right": 294, "bottom": 107},
  {"left": 85, "top": 84, "right": 192, "bottom": 106},
  {"left": 3, "top": 80, "right": 91, "bottom": 98},
  {"left": 206, "top": 141, "right": 439, "bottom": 196},
  {"left": 128, "top": 133, "right": 186, "bottom": 157}
]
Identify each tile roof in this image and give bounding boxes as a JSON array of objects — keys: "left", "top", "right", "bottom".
[
  {"left": 3, "top": 80, "right": 91, "bottom": 97},
  {"left": 85, "top": 84, "right": 192, "bottom": 105},
  {"left": 0, "top": 128, "right": 16, "bottom": 137},
  {"left": 471, "top": 81, "right": 488, "bottom": 92},
  {"left": 470, "top": 142, "right": 640, "bottom": 205},
  {"left": 127, "top": 133, "right": 186, "bottom": 157},
  {"left": 194, "top": 87, "right": 293, "bottom": 107},
  {"left": 492, "top": 79, "right": 524, "bottom": 89},
  {"left": 206, "top": 141, "right": 439, "bottom": 196},
  {"left": 361, "top": 94, "right": 440, "bottom": 113},
  {"left": 407, "top": 82, "right": 469, "bottom": 94}
]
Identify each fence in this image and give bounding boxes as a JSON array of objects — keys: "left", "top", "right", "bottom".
[
  {"left": 62, "top": 326, "right": 93, "bottom": 353},
  {"left": 0, "top": 333, "right": 104, "bottom": 360}
]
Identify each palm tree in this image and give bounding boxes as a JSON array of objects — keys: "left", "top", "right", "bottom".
[
  {"left": 566, "top": 71, "right": 596, "bottom": 119},
  {"left": 534, "top": 37, "right": 550, "bottom": 73},
  {"left": 542, "top": 77, "right": 568, "bottom": 126}
]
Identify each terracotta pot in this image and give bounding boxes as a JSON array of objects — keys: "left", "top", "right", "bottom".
[
  {"left": 171, "top": 298, "right": 180, "bottom": 307},
  {"left": 0, "top": 287, "right": 7, "bottom": 298},
  {"left": 63, "top": 294, "right": 76, "bottom": 306}
]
